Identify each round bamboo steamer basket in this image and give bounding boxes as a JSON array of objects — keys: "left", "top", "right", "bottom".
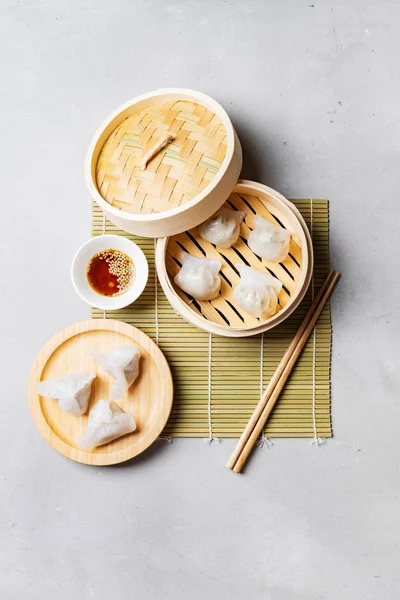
[
  {"left": 85, "top": 88, "right": 242, "bottom": 238},
  {"left": 155, "top": 180, "right": 313, "bottom": 338}
]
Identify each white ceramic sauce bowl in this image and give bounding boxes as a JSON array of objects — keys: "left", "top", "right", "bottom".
[{"left": 71, "top": 234, "right": 148, "bottom": 310}]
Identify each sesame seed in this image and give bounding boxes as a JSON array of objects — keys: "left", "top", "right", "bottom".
[{"left": 87, "top": 248, "right": 135, "bottom": 296}]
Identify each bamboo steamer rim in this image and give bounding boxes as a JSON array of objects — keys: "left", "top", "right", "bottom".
[
  {"left": 155, "top": 180, "right": 314, "bottom": 338},
  {"left": 85, "top": 88, "right": 237, "bottom": 224}
]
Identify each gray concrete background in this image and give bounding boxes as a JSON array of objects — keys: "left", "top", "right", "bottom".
[{"left": 1, "top": 1, "right": 399, "bottom": 598}]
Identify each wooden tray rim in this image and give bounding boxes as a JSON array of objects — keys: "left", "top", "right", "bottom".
[{"left": 28, "top": 319, "right": 174, "bottom": 465}]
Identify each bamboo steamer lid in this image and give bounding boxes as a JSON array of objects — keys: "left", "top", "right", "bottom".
[
  {"left": 155, "top": 180, "right": 313, "bottom": 338},
  {"left": 86, "top": 89, "right": 242, "bottom": 237}
]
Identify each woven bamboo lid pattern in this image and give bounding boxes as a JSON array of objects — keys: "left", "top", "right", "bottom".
[{"left": 96, "top": 99, "right": 227, "bottom": 215}]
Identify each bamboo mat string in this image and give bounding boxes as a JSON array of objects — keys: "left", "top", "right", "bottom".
[
  {"left": 310, "top": 198, "right": 326, "bottom": 446},
  {"left": 153, "top": 241, "right": 172, "bottom": 443},
  {"left": 204, "top": 333, "right": 220, "bottom": 445},
  {"left": 154, "top": 240, "right": 159, "bottom": 346},
  {"left": 102, "top": 212, "right": 106, "bottom": 320},
  {"left": 256, "top": 333, "right": 273, "bottom": 449}
]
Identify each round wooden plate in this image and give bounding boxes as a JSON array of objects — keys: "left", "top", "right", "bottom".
[{"left": 28, "top": 319, "right": 173, "bottom": 465}]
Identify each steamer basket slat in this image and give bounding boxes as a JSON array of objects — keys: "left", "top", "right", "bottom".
[{"left": 156, "top": 181, "right": 313, "bottom": 338}]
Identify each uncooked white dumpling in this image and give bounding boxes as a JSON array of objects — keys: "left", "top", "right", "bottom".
[
  {"left": 91, "top": 346, "right": 141, "bottom": 401},
  {"left": 174, "top": 252, "right": 222, "bottom": 301},
  {"left": 232, "top": 264, "right": 282, "bottom": 319},
  {"left": 36, "top": 373, "right": 96, "bottom": 415},
  {"left": 78, "top": 399, "right": 136, "bottom": 449},
  {"left": 248, "top": 215, "right": 291, "bottom": 263},
  {"left": 198, "top": 207, "right": 245, "bottom": 248}
]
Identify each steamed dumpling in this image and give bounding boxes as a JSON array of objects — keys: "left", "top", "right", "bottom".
[
  {"left": 36, "top": 372, "right": 96, "bottom": 415},
  {"left": 198, "top": 207, "right": 245, "bottom": 249},
  {"left": 248, "top": 215, "right": 291, "bottom": 263},
  {"left": 91, "top": 346, "right": 141, "bottom": 401},
  {"left": 232, "top": 264, "right": 282, "bottom": 319},
  {"left": 78, "top": 399, "right": 136, "bottom": 449},
  {"left": 174, "top": 252, "right": 222, "bottom": 301}
]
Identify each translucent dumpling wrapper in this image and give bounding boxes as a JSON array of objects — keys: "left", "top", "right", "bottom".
[
  {"left": 232, "top": 264, "right": 283, "bottom": 319},
  {"left": 36, "top": 372, "right": 96, "bottom": 415},
  {"left": 248, "top": 215, "right": 291, "bottom": 263},
  {"left": 174, "top": 252, "right": 222, "bottom": 301},
  {"left": 91, "top": 346, "right": 141, "bottom": 401},
  {"left": 78, "top": 399, "right": 136, "bottom": 449},
  {"left": 198, "top": 207, "right": 245, "bottom": 249}
]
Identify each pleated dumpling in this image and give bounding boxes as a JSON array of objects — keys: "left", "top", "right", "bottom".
[
  {"left": 36, "top": 372, "right": 96, "bottom": 415},
  {"left": 198, "top": 207, "right": 245, "bottom": 249},
  {"left": 174, "top": 252, "right": 222, "bottom": 301},
  {"left": 91, "top": 346, "right": 141, "bottom": 401},
  {"left": 78, "top": 399, "right": 136, "bottom": 449},
  {"left": 248, "top": 215, "right": 291, "bottom": 263},
  {"left": 232, "top": 264, "right": 282, "bottom": 319}
]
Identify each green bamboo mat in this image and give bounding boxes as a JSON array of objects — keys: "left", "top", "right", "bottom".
[{"left": 92, "top": 200, "right": 332, "bottom": 439}]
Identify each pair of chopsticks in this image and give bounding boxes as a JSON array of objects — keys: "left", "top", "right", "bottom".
[{"left": 226, "top": 269, "right": 340, "bottom": 474}]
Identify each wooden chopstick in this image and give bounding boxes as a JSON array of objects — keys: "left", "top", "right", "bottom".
[
  {"left": 226, "top": 270, "right": 340, "bottom": 473},
  {"left": 226, "top": 269, "right": 335, "bottom": 470}
]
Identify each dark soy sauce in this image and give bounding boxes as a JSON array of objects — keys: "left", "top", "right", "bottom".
[{"left": 87, "top": 249, "right": 134, "bottom": 297}]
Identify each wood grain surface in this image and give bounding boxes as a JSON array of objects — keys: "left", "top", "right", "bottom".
[{"left": 28, "top": 319, "right": 173, "bottom": 465}]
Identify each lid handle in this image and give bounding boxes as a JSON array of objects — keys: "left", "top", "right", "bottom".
[{"left": 140, "top": 133, "right": 175, "bottom": 171}]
